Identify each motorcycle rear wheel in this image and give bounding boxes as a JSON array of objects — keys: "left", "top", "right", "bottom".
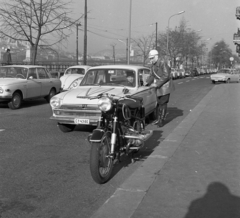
[{"left": 90, "top": 134, "right": 114, "bottom": 184}]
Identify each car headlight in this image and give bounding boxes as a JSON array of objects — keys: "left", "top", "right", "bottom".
[
  {"left": 0, "top": 87, "right": 3, "bottom": 94},
  {"left": 50, "top": 97, "right": 62, "bottom": 109},
  {"left": 98, "top": 97, "right": 112, "bottom": 112},
  {"left": 68, "top": 78, "right": 82, "bottom": 90}
]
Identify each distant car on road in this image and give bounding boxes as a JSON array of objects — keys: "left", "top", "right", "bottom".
[
  {"left": 0, "top": 65, "right": 61, "bottom": 109},
  {"left": 60, "top": 65, "right": 91, "bottom": 91},
  {"left": 210, "top": 68, "right": 240, "bottom": 84}
]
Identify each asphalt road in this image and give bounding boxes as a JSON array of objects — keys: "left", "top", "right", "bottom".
[{"left": 0, "top": 75, "right": 213, "bottom": 218}]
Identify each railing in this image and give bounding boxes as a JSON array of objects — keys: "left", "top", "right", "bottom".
[{"left": 10, "top": 59, "right": 146, "bottom": 72}]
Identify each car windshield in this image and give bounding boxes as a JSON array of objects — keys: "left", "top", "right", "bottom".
[
  {"left": 219, "top": 69, "right": 230, "bottom": 74},
  {"left": 80, "top": 69, "right": 136, "bottom": 87},
  {"left": 0, "top": 67, "right": 28, "bottom": 79},
  {"left": 65, "top": 68, "right": 85, "bottom": 75}
]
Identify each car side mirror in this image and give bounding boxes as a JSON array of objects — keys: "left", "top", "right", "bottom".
[{"left": 123, "top": 88, "right": 129, "bottom": 94}]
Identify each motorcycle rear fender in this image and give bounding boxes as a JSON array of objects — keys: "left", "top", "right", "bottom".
[{"left": 89, "top": 129, "right": 105, "bottom": 142}]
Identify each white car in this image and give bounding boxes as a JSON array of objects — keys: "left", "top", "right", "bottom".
[
  {"left": 60, "top": 65, "right": 91, "bottom": 91},
  {"left": 0, "top": 65, "right": 61, "bottom": 109},
  {"left": 50, "top": 65, "right": 158, "bottom": 132},
  {"left": 210, "top": 68, "right": 240, "bottom": 84}
]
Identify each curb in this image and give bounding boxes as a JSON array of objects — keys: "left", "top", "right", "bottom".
[{"left": 91, "top": 87, "right": 216, "bottom": 218}]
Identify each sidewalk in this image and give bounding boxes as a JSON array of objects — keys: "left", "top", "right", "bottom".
[{"left": 91, "top": 84, "right": 240, "bottom": 218}]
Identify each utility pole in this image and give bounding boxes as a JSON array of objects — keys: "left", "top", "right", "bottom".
[
  {"left": 76, "top": 23, "right": 81, "bottom": 65},
  {"left": 155, "top": 22, "right": 158, "bottom": 50},
  {"left": 111, "top": 44, "right": 116, "bottom": 64},
  {"left": 83, "top": 0, "right": 87, "bottom": 65}
]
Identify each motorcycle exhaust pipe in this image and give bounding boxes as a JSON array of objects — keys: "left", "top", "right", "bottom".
[{"left": 124, "top": 130, "right": 153, "bottom": 142}]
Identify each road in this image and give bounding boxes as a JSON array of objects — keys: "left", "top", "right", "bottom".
[{"left": 0, "top": 75, "right": 213, "bottom": 218}]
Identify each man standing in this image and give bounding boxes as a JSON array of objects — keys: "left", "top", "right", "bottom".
[
  {"left": 145, "top": 49, "right": 174, "bottom": 127},
  {"left": 2, "top": 48, "right": 12, "bottom": 65}
]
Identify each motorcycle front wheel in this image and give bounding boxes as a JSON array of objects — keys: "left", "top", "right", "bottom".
[{"left": 90, "top": 134, "right": 114, "bottom": 184}]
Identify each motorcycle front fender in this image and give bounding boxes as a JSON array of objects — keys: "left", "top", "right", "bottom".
[{"left": 89, "top": 129, "right": 105, "bottom": 143}]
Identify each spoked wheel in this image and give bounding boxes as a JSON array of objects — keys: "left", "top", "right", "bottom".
[{"left": 90, "top": 133, "right": 114, "bottom": 184}]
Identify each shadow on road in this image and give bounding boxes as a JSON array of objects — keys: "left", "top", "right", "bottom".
[
  {"left": 184, "top": 182, "right": 240, "bottom": 218},
  {"left": 164, "top": 107, "right": 184, "bottom": 125}
]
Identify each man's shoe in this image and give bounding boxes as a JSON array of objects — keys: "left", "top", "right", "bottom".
[{"left": 157, "top": 119, "right": 164, "bottom": 127}]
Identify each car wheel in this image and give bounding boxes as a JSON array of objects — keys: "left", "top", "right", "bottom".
[
  {"left": 58, "top": 123, "right": 76, "bottom": 133},
  {"left": 226, "top": 79, "right": 230, "bottom": 83},
  {"left": 8, "top": 92, "right": 22, "bottom": 109},
  {"left": 212, "top": 81, "right": 215, "bottom": 84},
  {"left": 45, "top": 88, "right": 56, "bottom": 103}
]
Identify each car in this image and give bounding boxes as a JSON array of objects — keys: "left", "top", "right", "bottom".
[
  {"left": 210, "top": 68, "right": 240, "bottom": 84},
  {"left": 171, "top": 68, "right": 178, "bottom": 80},
  {"left": 50, "top": 65, "right": 158, "bottom": 132},
  {"left": 0, "top": 65, "right": 61, "bottom": 109},
  {"left": 50, "top": 70, "right": 64, "bottom": 78},
  {"left": 60, "top": 65, "right": 91, "bottom": 91}
]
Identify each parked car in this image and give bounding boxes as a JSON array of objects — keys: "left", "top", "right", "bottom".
[
  {"left": 0, "top": 65, "right": 61, "bottom": 109},
  {"left": 60, "top": 65, "right": 91, "bottom": 91},
  {"left": 210, "top": 68, "right": 240, "bottom": 84},
  {"left": 171, "top": 68, "right": 178, "bottom": 80},
  {"left": 50, "top": 65, "right": 158, "bottom": 132},
  {"left": 50, "top": 70, "right": 64, "bottom": 78}
]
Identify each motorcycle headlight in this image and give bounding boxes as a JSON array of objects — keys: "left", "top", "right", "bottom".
[
  {"left": 50, "top": 97, "right": 62, "bottom": 109},
  {"left": 98, "top": 97, "right": 112, "bottom": 112},
  {"left": 68, "top": 78, "right": 82, "bottom": 90}
]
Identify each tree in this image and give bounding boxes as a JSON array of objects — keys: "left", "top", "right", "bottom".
[
  {"left": 133, "top": 34, "right": 155, "bottom": 65},
  {"left": 209, "top": 40, "right": 234, "bottom": 68},
  {"left": 0, "top": 0, "right": 82, "bottom": 64}
]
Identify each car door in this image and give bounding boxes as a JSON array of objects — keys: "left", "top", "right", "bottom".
[
  {"left": 26, "top": 68, "right": 41, "bottom": 98},
  {"left": 132, "top": 69, "right": 157, "bottom": 114},
  {"left": 37, "top": 68, "right": 52, "bottom": 96}
]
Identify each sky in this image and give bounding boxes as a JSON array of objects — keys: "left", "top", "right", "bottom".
[{"left": 64, "top": 0, "right": 239, "bottom": 56}]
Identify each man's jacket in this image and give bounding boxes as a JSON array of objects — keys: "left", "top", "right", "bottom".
[{"left": 146, "top": 59, "right": 174, "bottom": 96}]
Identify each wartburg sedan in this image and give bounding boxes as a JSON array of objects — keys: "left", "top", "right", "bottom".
[
  {"left": 50, "top": 65, "right": 158, "bottom": 132},
  {"left": 0, "top": 65, "right": 61, "bottom": 109},
  {"left": 210, "top": 68, "right": 240, "bottom": 84}
]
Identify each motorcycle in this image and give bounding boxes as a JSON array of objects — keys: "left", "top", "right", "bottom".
[{"left": 88, "top": 93, "right": 153, "bottom": 184}]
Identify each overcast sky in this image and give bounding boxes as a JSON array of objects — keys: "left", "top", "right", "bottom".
[{"left": 65, "top": 0, "right": 239, "bottom": 55}]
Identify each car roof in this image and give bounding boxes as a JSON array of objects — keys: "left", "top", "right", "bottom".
[
  {"left": 66, "top": 65, "right": 91, "bottom": 70},
  {"left": 88, "top": 65, "right": 149, "bottom": 71}
]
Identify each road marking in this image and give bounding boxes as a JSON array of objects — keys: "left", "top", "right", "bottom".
[
  {"left": 178, "top": 82, "right": 183, "bottom": 84},
  {"left": 0, "top": 129, "right": 5, "bottom": 132}
]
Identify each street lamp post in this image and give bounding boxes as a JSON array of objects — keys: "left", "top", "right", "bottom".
[{"left": 166, "top": 11, "right": 185, "bottom": 55}]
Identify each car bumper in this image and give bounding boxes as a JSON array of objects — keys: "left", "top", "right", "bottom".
[
  {"left": 0, "top": 96, "right": 12, "bottom": 102},
  {"left": 211, "top": 78, "right": 226, "bottom": 82},
  {"left": 50, "top": 115, "right": 99, "bottom": 126}
]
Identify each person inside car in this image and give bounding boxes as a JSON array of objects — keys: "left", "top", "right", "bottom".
[{"left": 122, "top": 71, "right": 135, "bottom": 87}]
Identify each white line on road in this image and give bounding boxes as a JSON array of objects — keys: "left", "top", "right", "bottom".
[
  {"left": 178, "top": 82, "right": 183, "bottom": 84},
  {"left": 0, "top": 129, "right": 5, "bottom": 132}
]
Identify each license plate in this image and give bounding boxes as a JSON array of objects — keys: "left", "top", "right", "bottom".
[{"left": 74, "top": 118, "right": 89, "bottom": 124}]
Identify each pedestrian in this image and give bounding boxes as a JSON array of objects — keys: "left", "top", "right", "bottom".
[
  {"left": 145, "top": 49, "right": 174, "bottom": 127},
  {"left": 2, "top": 48, "right": 12, "bottom": 65}
]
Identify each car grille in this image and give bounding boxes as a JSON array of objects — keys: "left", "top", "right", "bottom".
[{"left": 53, "top": 104, "right": 101, "bottom": 117}]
